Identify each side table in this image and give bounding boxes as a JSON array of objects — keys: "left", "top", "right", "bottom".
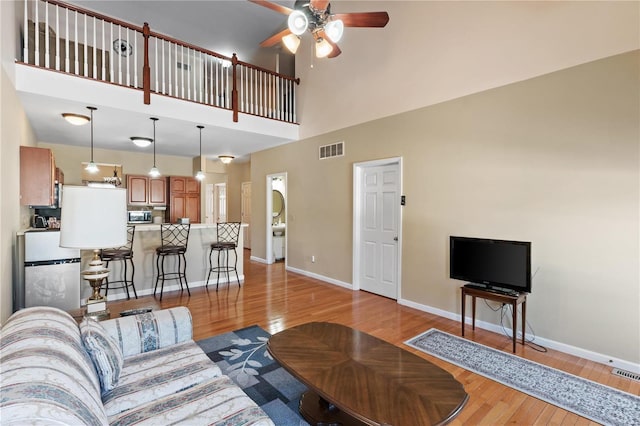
[
  {"left": 461, "top": 285, "right": 527, "bottom": 353},
  {"left": 68, "top": 296, "right": 160, "bottom": 323}
]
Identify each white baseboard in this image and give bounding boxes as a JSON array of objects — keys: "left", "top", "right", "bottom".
[
  {"left": 398, "top": 297, "right": 640, "bottom": 375},
  {"left": 250, "top": 256, "right": 268, "bottom": 264},
  {"left": 104, "top": 275, "right": 245, "bottom": 302},
  {"left": 285, "top": 266, "right": 353, "bottom": 290}
]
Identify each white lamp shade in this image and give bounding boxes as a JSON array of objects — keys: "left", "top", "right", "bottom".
[
  {"left": 288, "top": 10, "right": 308, "bottom": 35},
  {"left": 60, "top": 186, "right": 127, "bottom": 249},
  {"left": 325, "top": 19, "right": 344, "bottom": 43},
  {"left": 282, "top": 33, "right": 301, "bottom": 54},
  {"left": 315, "top": 39, "right": 333, "bottom": 58}
]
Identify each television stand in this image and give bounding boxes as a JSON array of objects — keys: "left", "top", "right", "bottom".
[{"left": 461, "top": 284, "right": 527, "bottom": 353}]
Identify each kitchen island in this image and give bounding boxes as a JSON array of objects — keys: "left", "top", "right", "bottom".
[{"left": 83, "top": 223, "right": 245, "bottom": 302}]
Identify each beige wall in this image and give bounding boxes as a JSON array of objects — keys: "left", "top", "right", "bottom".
[
  {"left": 296, "top": 1, "right": 639, "bottom": 139},
  {"left": 251, "top": 51, "right": 640, "bottom": 364},
  {"left": 1, "top": 0, "right": 38, "bottom": 323},
  {"left": 226, "top": 161, "right": 250, "bottom": 222}
]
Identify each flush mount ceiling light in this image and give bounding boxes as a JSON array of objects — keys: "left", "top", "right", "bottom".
[
  {"left": 130, "top": 136, "right": 153, "bottom": 148},
  {"left": 62, "top": 112, "right": 90, "bottom": 126},
  {"left": 148, "top": 117, "right": 160, "bottom": 177},
  {"left": 195, "top": 125, "right": 205, "bottom": 181},
  {"left": 85, "top": 107, "right": 99, "bottom": 173},
  {"left": 218, "top": 155, "right": 234, "bottom": 165},
  {"left": 251, "top": 0, "right": 389, "bottom": 59}
]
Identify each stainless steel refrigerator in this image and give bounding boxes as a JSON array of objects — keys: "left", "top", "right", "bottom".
[{"left": 22, "top": 230, "right": 81, "bottom": 311}]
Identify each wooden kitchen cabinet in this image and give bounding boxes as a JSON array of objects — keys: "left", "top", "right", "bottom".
[
  {"left": 168, "top": 176, "right": 200, "bottom": 223},
  {"left": 20, "top": 146, "right": 56, "bottom": 206},
  {"left": 126, "top": 175, "right": 167, "bottom": 206}
]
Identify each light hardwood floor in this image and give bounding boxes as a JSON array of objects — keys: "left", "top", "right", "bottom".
[{"left": 112, "top": 251, "right": 639, "bottom": 425}]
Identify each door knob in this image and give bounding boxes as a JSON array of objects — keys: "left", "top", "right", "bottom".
[{"left": 393, "top": 236, "right": 398, "bottom": 241}]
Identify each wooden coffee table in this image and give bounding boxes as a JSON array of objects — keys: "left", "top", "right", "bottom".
[{"left": 267, "top": 322, "right": 468, "bottom": 426}]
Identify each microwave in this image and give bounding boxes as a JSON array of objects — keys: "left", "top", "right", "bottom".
[{"left": 127, "top": 210, "right": 152, "bottom": 223}]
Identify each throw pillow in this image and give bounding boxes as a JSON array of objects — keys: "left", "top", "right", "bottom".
[{"left": 80, "top": 317, "right": 124, "bottom": 394}]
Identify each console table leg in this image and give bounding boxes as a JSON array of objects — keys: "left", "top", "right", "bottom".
[
  {"left": 522, "top": 300, "right": 526, "bottom": 346},
  {"left": 511, "top": 301, "right": 517, "bottom": 353},
  {"left": 471, "top": 296, "right": 476, "bottom": 331},
  {"left": 461, "top": 291, "right": 466, "bottom": 337}
]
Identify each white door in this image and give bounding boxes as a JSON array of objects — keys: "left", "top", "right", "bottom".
[
  {"left": 215, "top": 183, "right": 227, "bottom": 222},
  {"left": 241, "top": 182, "right": 252, "bottom": 249},
  {"left": 356, "top": 162, "right": 401, "bottom": 299},
  {"left": 205, "top": 183, "right": 214, "bottom": 224}
]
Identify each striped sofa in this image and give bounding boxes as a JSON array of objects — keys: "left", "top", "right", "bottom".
[{"left": 0, "top": 306, "right": 274, "bottom": 425}]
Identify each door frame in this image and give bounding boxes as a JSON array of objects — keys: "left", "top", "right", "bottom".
[
  {"left": 352, "top": 157, "right": 403, "bottom": 296},
  {"left": 266, "top": 172, "right": 287, "bottom": 265}
]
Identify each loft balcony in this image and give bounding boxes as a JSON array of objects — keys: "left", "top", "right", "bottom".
[{"left": 15, "top": 0, "right": 299, "bottom": 155}]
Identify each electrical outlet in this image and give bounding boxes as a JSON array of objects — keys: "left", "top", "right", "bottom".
[{"left": 311, "top": 255, "right": 315, "bottom": 263}]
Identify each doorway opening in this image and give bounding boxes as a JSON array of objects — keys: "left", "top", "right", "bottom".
[{"left": 266, "top": 173, "right": 287, "bottom": 265}]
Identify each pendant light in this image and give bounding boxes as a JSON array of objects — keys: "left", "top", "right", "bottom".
[
  {"left": 148, "top": 117, "right": 160, "bottom": 177},
  {"left": 195, "top": 125, "right": 205, "bottom": 181},
  {"left": 85, "top": 106, "right": 99, "bottom": 173}
]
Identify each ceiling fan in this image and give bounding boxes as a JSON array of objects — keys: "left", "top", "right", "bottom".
[{"left": 249, "top": 0, "right": 389, "bottom": 58}]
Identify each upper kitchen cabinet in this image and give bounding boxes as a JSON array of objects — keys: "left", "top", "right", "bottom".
[
  {"left": 126, "top": 175, "right": 167, "bottom": 206},
  {"left": 168, "top": 176, "right": 200, "bottom": 223},
  {"left": 20, "top": 146, "right": 57, "bottom": 206}
]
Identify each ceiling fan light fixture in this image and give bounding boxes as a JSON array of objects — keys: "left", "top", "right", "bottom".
[
  {"left": 130, "top": 136, "right": 153, "bottom": 148},
  {"left": 315, "top": 38, "right": 333, "bottom": 58},
  {"left": 62, "top": 113, "right": 91, "bottom": 126},
  {"left": 282, "top": 33, "right": 301, "bottom": 54},
  {"left": 324, "top": 19, "right": 344, "bottom": 43},
  {"left": 218, "top": 155, "right": 234, "bottom": 164},
  {"left": 288, "top": 10, "right": 308, "bottom": 35}
]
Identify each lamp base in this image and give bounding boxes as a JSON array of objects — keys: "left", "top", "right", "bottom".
[
  {"left": 86, "top": 299, "right": 107, "bottom": 314},
  {"left": 85, "top": 308, "right": 110, "bottom": 321}
]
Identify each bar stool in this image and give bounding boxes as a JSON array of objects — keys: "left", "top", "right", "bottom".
[
  {"left": 206, "top": 222, "right": 241, "bottom": 291},
  {"left": 101, "top": 225, "right": 137, "bottom": 300},
  {"left": 154, "top": 223, "right": 191, "bottom": 301}
]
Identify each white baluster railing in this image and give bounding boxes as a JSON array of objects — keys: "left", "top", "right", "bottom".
[{"left": 20, "top": 0, "right": 299, "bottom": 124}]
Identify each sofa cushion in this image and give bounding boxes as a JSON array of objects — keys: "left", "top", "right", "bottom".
[
  {"left": 108, "top": 375, "right": 274, "bottom": 426},
  {"left": 102, "top": 340, "right": 223, "bottom": 418},
  {"left": 80, "top": 317, "right": 125, "bottom": 394},
  {"left": 100, "top": 306, "right": 193, "bottom": 357},
  {"left": 0, "top": 307, "right": 108, "bottom": 425}
]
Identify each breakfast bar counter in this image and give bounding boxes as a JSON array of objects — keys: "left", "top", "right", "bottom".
[{"left": 81, "top": 223, "right": 246, "bottom": 302}]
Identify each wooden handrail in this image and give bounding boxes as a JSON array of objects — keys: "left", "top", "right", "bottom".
[
  {"left": 44, "top": 0, "right": 143, "bottom": 33},
  {"left": 236, "top": 60, "right": 299, "bottom": 83},
  {"left": 148, "top": 31, "right": 232, "bottom": 63}
]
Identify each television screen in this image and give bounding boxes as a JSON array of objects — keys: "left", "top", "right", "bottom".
[{"left": 450, "top": 236, "right": 531, "bottom": 294}]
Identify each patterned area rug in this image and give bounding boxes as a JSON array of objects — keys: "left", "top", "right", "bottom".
[
  {"left": 405, "top": 329, "right": 640, "bottom": 426},
  {"left": 197, "top": 325, "right": 309, "bottom": 426}
]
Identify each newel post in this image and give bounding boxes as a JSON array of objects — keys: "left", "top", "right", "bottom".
[
  {"left": 142, "top": 22, "right": 151, "bottom": 105},
  {"left": 232, "top": 53, "right": 239, "bottom": 123}
]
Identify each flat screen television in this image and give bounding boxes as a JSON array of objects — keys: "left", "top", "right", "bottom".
[{"left": 450, "top": 236, "right": 532, "bottom": 294}]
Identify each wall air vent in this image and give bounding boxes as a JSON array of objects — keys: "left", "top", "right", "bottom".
[
  {"left": 612, "top": 367, "right": 640, "bottom": 382},
  {"left": 319, "top": 141, "right": 344, "bottom": 160}
]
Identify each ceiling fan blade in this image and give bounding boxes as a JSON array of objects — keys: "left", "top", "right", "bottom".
[
  {"left": 260, "top": 28, "right": 292, "bottom": 47},
  {"left": 248, "top": 0, "right": 293, "bottom": 15},
  {"left": 333, "top": 12, "right": 390, "bottom": 28},
  {"left": 310, "top": 0, "right": 330, "bottom": 12},
  {"left": 327, "top": 42, "right": 341, "bottom": 58}
]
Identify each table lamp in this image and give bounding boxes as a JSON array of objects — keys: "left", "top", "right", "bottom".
[{"left": 60, "top": 186, "right": 127, "bottom": 317}]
